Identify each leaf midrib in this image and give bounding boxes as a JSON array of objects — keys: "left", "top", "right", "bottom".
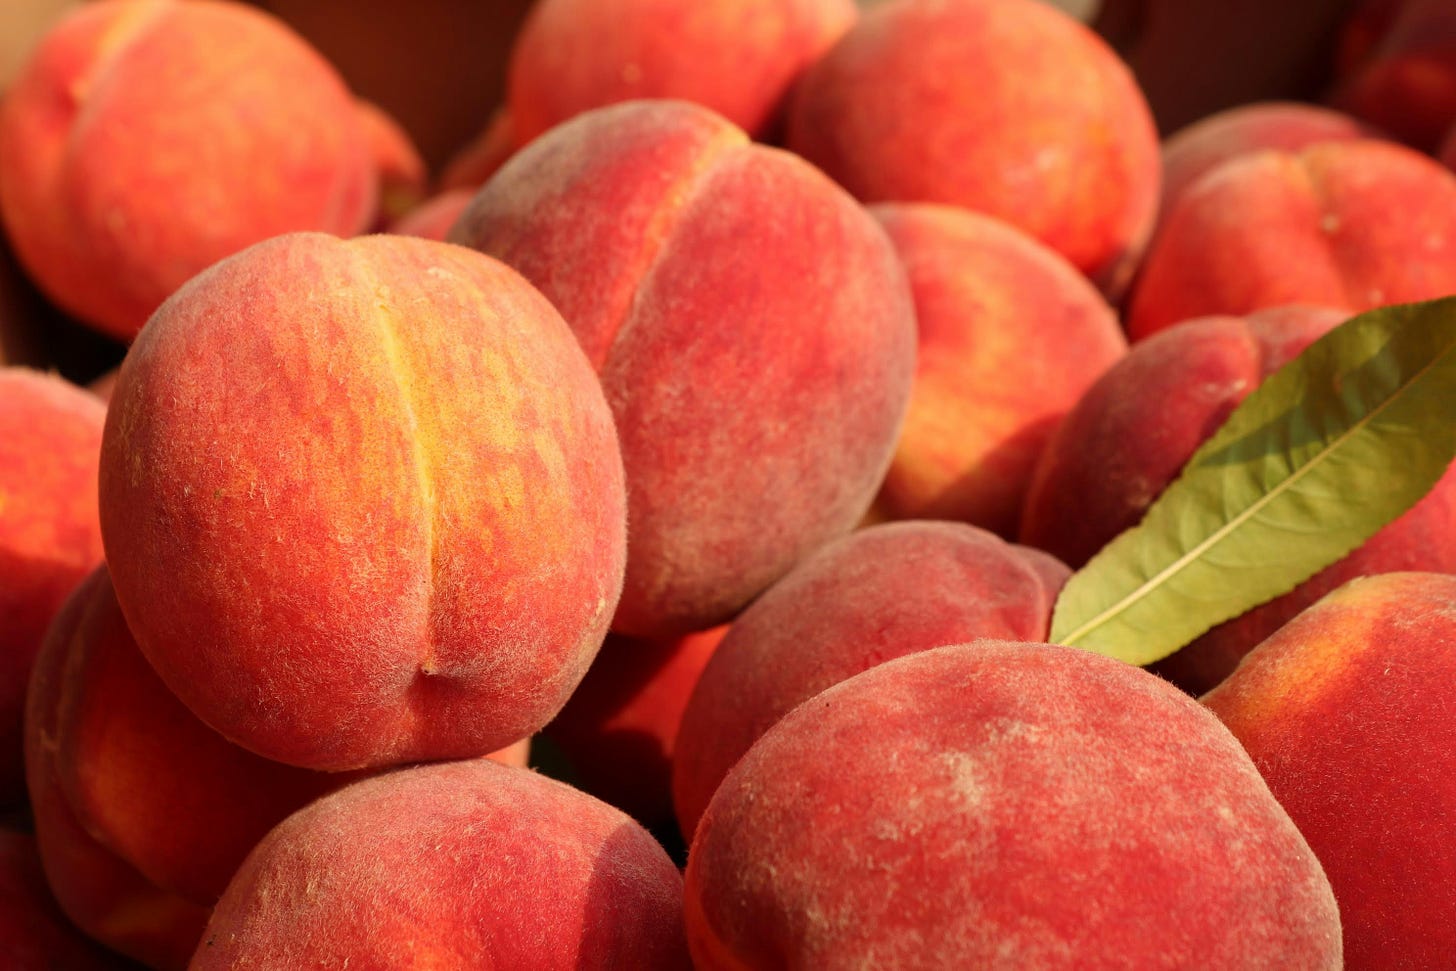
[{"left": 1057, "top": 338, "right": 1452, "bottom": 647}]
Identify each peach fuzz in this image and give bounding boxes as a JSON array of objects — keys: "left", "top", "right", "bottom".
[
  {"left": 1330, "top": 0, "right": 1456, "bottom": 152},
  {"left": 1158, "top": 102, "right": 1373, "bottom": 231},
  {"left": 192, "top": 759, "right": 689, "bottom": 969},
  {"left": 546, "top": 625, "right": 726, "bottom": 830},
  {"left": 26, "top": 571, "right": 210, "bottom": 969},
  {"left": 0, "top": 0, "right": 377, "bottom": 341},
  {"left": 1018, "top": 305, "right": 1456, "bottom": 694},
  {"left": 1202, "top": 572, "right": 1456, "bottom": 970},
  {"left": 506, "top": 0, "right": 855, "bottom": 146},
  {"left": 99, "top": 232, "right": 627, "bottom": 771},
  {"left": 0, "top": 828, "right": 128, "bottom": 970},
  {"left": 0, "top": 367, "right": 105, "bottom": 806},
  {"left": 673, "top": 520, "right": 1069, "bottom": 840},
  {"left": 453, "top": 99, "right": 917, "bottom": 638},
  {"left": 784, "top": 0, "right": 1160, "bottom": 296},
  {"left": 869, "top": 204, "right": 1127, "bottom": 537},
  {"left": 1126, "top": 138, "right": 1456, "bottom": 341},
  {"left": 685, "top": 641, "right": 1342, "bottom": 968}
]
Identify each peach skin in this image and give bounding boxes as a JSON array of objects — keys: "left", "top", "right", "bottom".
[{"left": 99, "top": 232, "right": 627, "bottom": 771}]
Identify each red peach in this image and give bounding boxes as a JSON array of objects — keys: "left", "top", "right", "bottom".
[
  {"left": 99, "top": 232, "right": 627, "bottom": 771},
  {"left": 0, "top": 367, "right": 105, "bottom": 806},
  {"left": 0, "top": 0, "right": 378, "bottom": 339},
  {"left": 26, "top": 570, "right": 210, "bottom": 969},
  {"left": 507, "top": 0, "right": 855, "bottom": 145},
  {"left": 1127, "top": 138, "right": 1456, "bottom": 341},
  {"left": 453, "top": 99, "right": 917, "bottom": 637},
  {"left": 673, "top": 520, "right": 1069, "bottom": 840},
  {"left": 1158, "top": 101, "right": 1374, "bottom": 231},
  {"left": 191, "top": 760, "right": 690, "bottom": 969},
  {"left": 685, "top": 641, "right": 1342, "bottom": 968},
  {"left": 785, "top": 0, "right": 1161, "bottom": 296},
  {"left": 1203, "top": 572, "right": 1456, "bottom": 969},
  {"left": 869, "top": 203, "right": 1127, "bottom": 536}
]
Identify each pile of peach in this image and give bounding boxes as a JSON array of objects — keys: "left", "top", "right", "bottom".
[{"left": 2, "top": 0, "right": 1455, "bottom": 967}]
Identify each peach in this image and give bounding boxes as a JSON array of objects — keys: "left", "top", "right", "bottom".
[
  {"left": 1158, "top": 101, "right": 1373, "bottom": 230},
  {"left": 546, "top": 625, "right": 726, "bottom": 831},
  {"left": 99, "top": 232, "right": 627, "bottom": 771},
  {"left": 453, "top": 99, "right": 916, "bottom": 637},
  {"left": 1441, "top": 120, "right": 1456, "bottom": 171},
  {"left": 26, "top": 570, "right": 210, "bottom": 969},
  {"left": 784, "top": 0, "right": 1161, "bottom": 296},
  {"left": 869, "top": 204, "right": 1127, "bottom": 536},
  {"left": 0, "top": 368, "right": 105, "bottom": 806},
  {"left": 33, "top": 565, "right": 533, "bottom": 910},
  {"left": 673, "top": 520, "right": 1069, "bottom": 841},
  {"left": 1330, "top": 0, "right": 1456, "bottom": 152},
  {"left": 1127, "top": 138, "right": 1456, "bottom": 341},
  {"left": 1202, "top": 572, "right": 1456, "bottom": 969},
  {"left": 506, "top": 0, "right": 855, "bottom": 145},
  {"left": 0, "top": 828, "right": 128, "bottom": 969},
  {"left": 685, "top": 641, "right": 1342, "bottom": 968},
  {"left": 1018, "top": 305, "right": 1456, "bottom": 694},
  {"left": 0, "top": 0, "right": 378, "bottom": 340},
  {"left": 191, "top": 760, "right": 690, "bottom": 969}
]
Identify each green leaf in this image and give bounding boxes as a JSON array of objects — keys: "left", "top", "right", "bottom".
[{"left": 1050, "top": 297, "right": 1456, "bottom": 665}]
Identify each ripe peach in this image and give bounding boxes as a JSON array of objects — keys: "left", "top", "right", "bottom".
[
  {"left": 507, "top": 0, "right": 855, "bottom": 145},
  {"left": 785, "top": 0, "right": 1161, "bottom": 296},
  {"left": 1158, "top": 101, "right": 1373, "bottom": 230},
  {"left": 1127, "top": 138, "right": 1456, "bottom": 341},
  {"left": 685, "top": 641, "right": 1342, "bottom": 968},
  {"left": 0, "top": 0, "right": 378, "bottom": 340},
  {"left": 191, "top": 760, "right": 690, "bottom": 969},
  {"left": 32, "top": 565, "right": 533, "bottom": 911},
  {"left": 1019, "top": 304, "right": 1456, "bottom": 694},
  {"left": 453, "top": 99, "right": 916, "bottom": 637},
  {"left": 546, "top": 625, "right": 726, "bottom": 829},
  {"left": 1203, "top": 572, "right": 1456, "bottom": 969},
  {"left": 99, "top": 232, "right": 627, "bottom": 771},
  {"left": 26, "top": 570, "right": 210, "bottom": 969},
  {"left": 673, "top": 520, "right": 1068, "bottom": 840},
  {"left": 869, "top": 203, "right": 1127, "bottom": 536},
  {"left": 0, "top": 368, "right": 105, "bottom": 806}
]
